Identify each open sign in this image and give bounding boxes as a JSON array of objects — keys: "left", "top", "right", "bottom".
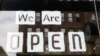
[{"left": 6, "top": 32, "right": 86, "bottom": 52}]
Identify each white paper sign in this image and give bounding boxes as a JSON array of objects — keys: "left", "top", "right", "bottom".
[
  {"left": 42, "top": 11, "right": 61, "bottom": 25},
  {"left": 6, "top": 32, "right": 23, "bottom": 52},
  {"left": 68, "top": 32, "right": 86, "bottom": 52},
  {"left": 48, "top": 32, "right": 65, "bottom": 52},
  {"left": 27, "top": 32, "right": 44, "bottom": 52},
  {"left": 16, "top": 11, "right": 35, "bottom": 25}
]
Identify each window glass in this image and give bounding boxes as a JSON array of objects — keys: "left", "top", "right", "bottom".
[
  {"left": 44, "top": 28, "right": 49, "bottom": 37},
  {"left": 68, "top": 13, "right": 72, "bottom": 17},
  {"left": 68, "top": 17, "right": 73, "bottom": 22},
  {"left": 61, "top": 28, "right": 65, "bottom": 32},
  {"left": 68, "top": 28, "right": 74, "bottom": 32},
  {"left": 27, "top": 28, "right": 32, "bottom": 32},
  {"left": 91, "top": 14, "right": 96, "bottom": 20},
  {"left": 36, "top": 28, "right": 41, "bottom": 32},
  {"left": 36, "top": 12, "right": 40, "bottom": 17},
  {"left": 61, "top": 13, "right": 64, "bottom": 22},
  {"left": 75, "top": 13, "right": 81, "bottom": 22}
]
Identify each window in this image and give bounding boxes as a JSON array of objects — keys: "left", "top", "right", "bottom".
[
  {"left": 61, "top": 13, "right": 64, "bottom": 22},
  {"left": 78, "top": 29, "right": 82, "bottom": 32},
  {"left": 36, "top": 18, "right": 40, "bottom": 22},
  {"left": 36, "top": 12, "right": 40, "bottom": 17},
  {"left": 36, "top": 28, "right": 41, "bottom": 32},
  {"left": 61, "top": 13, "right": 64, "bottom": 18},
  {"left": 91, "top": 14, "right": 96, "bottom": 20},
  {"left": 68, "top": 13, "right": 73, "bottom": 22},
  {"left": 75, "top": 13, "right": 81, "bottom": 23},
  {"left": 68, "top": 28, "right": 74, "bottom": 32},
  {"left": 27, "top": 28, "right": 32, "bottom": 32},
  {"left": 67, "top": 28, "right": 74, "bottom": 35},
  {"left": 45, "top": 45, "right": 49, "bottom": 54},
  {"left": 36, "top": 12, "right": 40, "bottom": 22},
  {"left": 44, "top": 28, "right": 49, "bottom": 37},
  {"left": 61, "top": 28, "right": 66, "bottom": 35},
  {"left": 76, "top": 13, "right": 80, "bottom": 17},
  {"left": 44, "top": 28, "right": 49, "bottom": 32},
  {"left": 61, "top": 28, "right": 65, "bottom": 33}
]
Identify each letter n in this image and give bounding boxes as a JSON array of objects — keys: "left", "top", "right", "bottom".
[{"left": 68, "top": 32, "right": 86, "bottom": 52}]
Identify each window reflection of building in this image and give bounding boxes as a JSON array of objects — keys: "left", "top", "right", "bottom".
[
  {"left": 68, "top": 13, "right": 73, "bottom": 23},
  {"left": 75, "top": 13, "right": 81, "bottom": 23},
  {"left": 16, "top": 0, "right": 100, "bottom": 56},
  {"left": 44, "top": 28, "right": 49, "bottom": 37},
  {"left": 17, "top": 12, "right": 100, "bottom": 56}
]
